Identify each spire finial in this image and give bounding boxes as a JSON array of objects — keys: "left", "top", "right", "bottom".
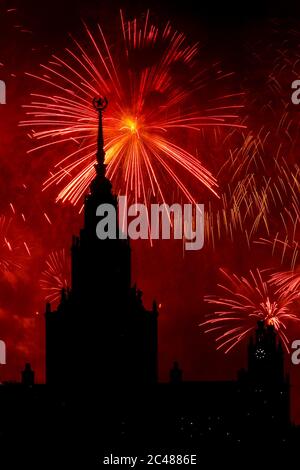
[{"left": 93, "top": 96, "right": 108, "bottom": 175}]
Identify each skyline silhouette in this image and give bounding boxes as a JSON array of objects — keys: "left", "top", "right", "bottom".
[
  {"left": 2, "top": 5, "right": 300, "bottom": 463},
  {"left": 0, "top": 99, "right": 294, "bottom": 463}
]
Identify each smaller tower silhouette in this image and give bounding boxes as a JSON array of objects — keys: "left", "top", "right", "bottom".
[
  {"left": 170, "top": 361, "right": 183, "bottom": 384},
  {"left": 248, "top": 320, "right": 285, "bottom": 384},
  {"left": 21, "top": 363, "right": 35, "bottom": 387},
  {"left": 240, "top": 320, "right": 290, "bottom": 431}
]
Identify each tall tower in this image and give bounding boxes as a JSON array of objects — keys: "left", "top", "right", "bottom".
[
  {"left": 45, "top": 98, "right": 158, "bottom": 389},
  {"left": 239, "top": 320, "right": 290, "bottom": 432}
]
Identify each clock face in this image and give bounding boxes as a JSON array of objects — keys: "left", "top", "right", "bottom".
[{"left": 255, "top": 348, "right": 266, "bottom": 360}]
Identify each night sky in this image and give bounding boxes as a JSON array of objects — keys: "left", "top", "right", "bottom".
[{"left": 1, "top": 0, "right": 300, "bottom": 423}]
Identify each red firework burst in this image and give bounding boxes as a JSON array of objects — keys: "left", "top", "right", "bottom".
[
  {"left": 200, "top": 268, "right": 300, "bottom": 353},
  {"left": 271, "top": 269, "right": 300, "bottom": 295},
  {"left": 40, "top": 249, "right": 71, "bottom": 304},
  {"left": 21, "top": 10, "right": 245, "bottom": 208}
]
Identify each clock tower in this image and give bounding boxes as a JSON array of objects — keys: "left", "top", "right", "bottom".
[
  {"left": 248, "top": 320, "right": 285, "bottom": 384},
  {"left": 239, "top": 320, "right": 290, "bottom": 430}
]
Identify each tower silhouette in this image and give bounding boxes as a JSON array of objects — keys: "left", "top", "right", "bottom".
[
  {"left": 45, "top": 97, "right": 158, "bottom": 389},
  {"left": 239, "top": 320, "right": 290, "bottom": 433},
  {"left": 21, "top": 363, "right": 35, "bottom": 387},
  {"left": 247, "top": 320, "right": 285, "bottom": 384}
]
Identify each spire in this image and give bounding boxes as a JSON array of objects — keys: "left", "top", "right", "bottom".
[
  {"left": 93, "top": 96, "right": 108, "bottom": 179},
  {"left": 84, "top": 96, "right": 117, "bottom": 226},
  {"left": 88, "top": 96, "right": 112, "bottom": 199}
]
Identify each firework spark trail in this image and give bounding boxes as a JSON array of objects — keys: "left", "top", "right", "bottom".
[
  {"left": 200, "top": 268, "right": 300, "bottom": 353},
  {"left": 255, "top": 236, "right": 299, "bottom": 268},
  {"left": 204, "top": 129, "right": 270, "bottom": 247},
  {"left": 251, "top": 159, "right": 300, "bottom": 263},
  {"left": 205, "top": 120, "right": 300, "bottom": 247},
  {"left": 0, "top": 215, "right": 31, "bottom": 276},
  {"left": 205, "top": 171, "right": 275, "bottom": 248},
  {"left": 21, "top": 10, "right": 246, "bottom": 208},
  {"left": 203, "top": 24, "right": 300, "bottom": 249},
  {"left": 40, "top": 249, "right": 71, "bottom": 304},
  {"left": 271, "top": 269, "right": 300, "bottom": 296}
]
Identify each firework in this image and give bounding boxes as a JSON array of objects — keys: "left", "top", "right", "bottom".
[
  {"left": 205, "top": 122, "right": 300, "bottom": 248},
  {"left": 255, "top": 236, "right": 299, "bottom": 269},
  {"left": 203, "top": 20, "right": 300, "bottom": 249},
  {"left": 40, "top": 249, "right": 71, "bottom": 304},
  {"left": 205, "top": 172, "right": 271, "bottom": 248},
  {"left": 0, "top": 215, "right": 31, "bottom": 277},
  {"left": 21, "top": 10, "right": 246, "bottom": 208},
  {"left": 200, "top": 268, "right": 300, "bottom": 353},
  {"left": 271, "top": 269, "right": 300, "bottom": 295}
]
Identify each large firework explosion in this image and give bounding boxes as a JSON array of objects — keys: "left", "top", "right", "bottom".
[
  {"left": 21, "top": 10, "right": 245, "bottom": 209},
  {"left": 20, "top": 12, "right": 300, "bottom": 353},
  {"left": 201, "top": 268, "right": 300, "bottom": 353}
]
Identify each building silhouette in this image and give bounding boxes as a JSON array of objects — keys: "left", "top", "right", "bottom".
[
  {"left": 45, "top": 97, "right": 158, "bottom": 389},
  {"left": 151, "top": 320, "right": 291, "bottom": 448},
  {"left": 21, "top": 363, "right": 35, "bottom": 387},
  {"left": 237, "top": 320, "right": 290, "bottom": 437},
  {"left": 0, "top": 99, "right": 295, "bottom": 463},
  {"left": 42, "top": 98, "right": 291, "bottom": 450}
]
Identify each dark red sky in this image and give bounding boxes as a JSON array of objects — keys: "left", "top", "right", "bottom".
[{"left": 1, "top": 0, "right": 300, "bottom": 423}]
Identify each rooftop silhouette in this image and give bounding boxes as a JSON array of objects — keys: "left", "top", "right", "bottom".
[{"left": 0, "top": 99, "right": 294, "bottom": 463}]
